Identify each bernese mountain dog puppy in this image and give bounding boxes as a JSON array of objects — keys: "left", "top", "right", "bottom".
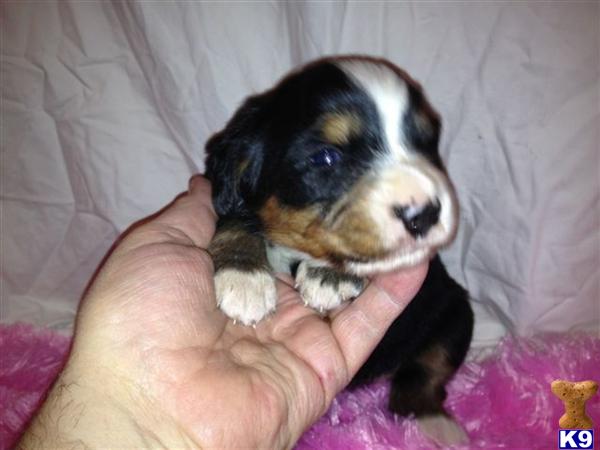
[{"left": 205, "top": 56, "right": 474, "bottom": 445}]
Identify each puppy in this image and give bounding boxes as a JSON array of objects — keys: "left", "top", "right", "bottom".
[{"left": 205, "top": 56, "right": 473, "bottom": 445}]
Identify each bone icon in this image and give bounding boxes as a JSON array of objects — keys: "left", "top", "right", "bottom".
[{"left": 551, "top": 380, "right": 598, "bottom": 429}]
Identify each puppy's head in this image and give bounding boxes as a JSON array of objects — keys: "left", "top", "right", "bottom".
[{"left": 206, "top": 56, "right": 457, "bottom": 275}]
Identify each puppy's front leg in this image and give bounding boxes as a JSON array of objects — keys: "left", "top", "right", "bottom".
[
  {"left": 209, "top": 219, "right": 276, "bottom": 325},
  {"left": 295, "top": 260, "right": 366, "bottom": 313}
]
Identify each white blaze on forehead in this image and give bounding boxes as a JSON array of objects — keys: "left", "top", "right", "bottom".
[
  {"left": 336, "top": 60, "right": 410, "bottom": 159},
  {"left": 330, "top": 59, "right": 459, "bottom": 276}
]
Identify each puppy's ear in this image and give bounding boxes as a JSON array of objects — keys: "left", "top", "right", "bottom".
[{"left": 205, "top": 97, "right": 266, "bottom": 216}]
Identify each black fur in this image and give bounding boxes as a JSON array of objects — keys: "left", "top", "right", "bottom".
[
  {"left": 209, "top": 219, "right": 269, "bottom": 273},
  {"left": 205, "top": 96, "right": 267, "bottom": 219},
  {"left": 206, "top": 61, "right": 382, "bottom": 217},
  {"left": 303, "top": 266, "right": 365, "bottom": 295},
  {"left": 350, "top": 255, "right": 473, "bottom": 418},
  {"left": 403, "top": 82, "right": 444, "bottom": 170}
]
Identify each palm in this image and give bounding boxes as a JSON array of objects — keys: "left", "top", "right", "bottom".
[
  {"left": 94, "top": 238, "right": 349, "bottom": 448},
  {"left": 75, "top": 177, "right": 427, "bottom": 449}
]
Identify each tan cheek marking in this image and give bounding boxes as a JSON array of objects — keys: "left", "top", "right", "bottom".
[
  {"left": 259, "top": 196, "right": 330, "bottom": 258},
  {"left": 321, "top": 113, "right": 362, "bottom": 145},
  {"left": 330, "top": 196, "right": 389, "bottom": 258},
  {"left": 327, "top": 177, "right": 398, "bottom": 257},
  {"left": 259, "top": 195, "right": 389, "bottom": 262}
]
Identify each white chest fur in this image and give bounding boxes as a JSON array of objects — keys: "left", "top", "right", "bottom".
[{"left": 266, "top": 242, "right": 314, "bottom": 274}]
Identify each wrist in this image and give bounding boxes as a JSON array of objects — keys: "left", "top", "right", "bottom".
[{"left": 18, "top": 359, "right": 199, "bottom": 449}]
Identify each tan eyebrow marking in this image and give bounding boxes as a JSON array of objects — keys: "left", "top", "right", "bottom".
[{"left": 321, "top": 112, "right": 362, "bottom": 145}]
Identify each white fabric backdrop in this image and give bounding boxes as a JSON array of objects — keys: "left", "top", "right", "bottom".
[{"left": 2, "top": 1, "right": 598, "bottom": 344}]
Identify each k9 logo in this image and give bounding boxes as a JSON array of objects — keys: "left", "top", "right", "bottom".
[{"left": 559, "top": 430, "right": 594, "bottom": 449}]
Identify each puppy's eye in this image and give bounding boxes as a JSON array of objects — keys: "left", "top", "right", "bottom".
[{"left": 309, "top": 146, "right": 341, "bottom": 167}]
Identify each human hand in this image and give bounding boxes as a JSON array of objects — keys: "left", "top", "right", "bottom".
[{"left": 19, "top": 175, "right": 428, "bottom": 449}]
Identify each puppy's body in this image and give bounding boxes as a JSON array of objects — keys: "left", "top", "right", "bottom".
[{"left": 205, "top": 56, "right": 473, "bottom": 444}]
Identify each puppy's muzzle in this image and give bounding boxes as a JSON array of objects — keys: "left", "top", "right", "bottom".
[{"left": 393, "top": 200, "right": 441, "bottom": 238}]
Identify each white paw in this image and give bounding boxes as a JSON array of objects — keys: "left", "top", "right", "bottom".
[
  {"left": 214, "top": 268, "right": 277, "bottom": 326},
  {"left": 295, "top": 261, "right": 364, "bottom": 313},
  {"left": 417, "top": 414, "right": 469, "bottom": 446}
]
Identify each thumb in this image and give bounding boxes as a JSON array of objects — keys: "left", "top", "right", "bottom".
[{"left": 331, "top": 263, "right": 429, "bottom": 376}]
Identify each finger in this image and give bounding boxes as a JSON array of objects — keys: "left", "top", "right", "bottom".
[
  {"left": 266, "top": 279, "right": 349, "bottom": 405},
  {"left": 330, "top": 263, "right": 429, "bottom": 377},
  {"left": 268, "top": 278, "right": 311, "bottom": 333},
  {"left": 149, "top": 175, "right": 218, "bottom": 248},
  {"left": 274, "top": 272, "right": 295, "bottom": 288}
]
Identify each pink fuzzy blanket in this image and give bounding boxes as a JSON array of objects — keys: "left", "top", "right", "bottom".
[{"left": 1, "top": 323, "right": 598, "bottom": 450}]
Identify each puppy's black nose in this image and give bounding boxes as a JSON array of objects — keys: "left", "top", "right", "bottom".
[{"left": 393, "top": 200, "right": 441, "bottom": 238}]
